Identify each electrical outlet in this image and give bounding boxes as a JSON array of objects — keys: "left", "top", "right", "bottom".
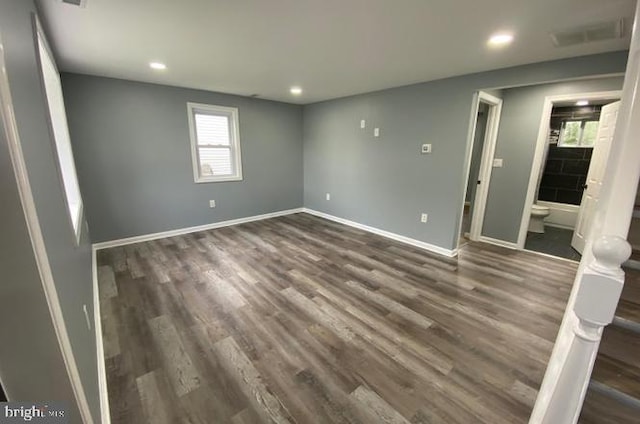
[
  {"left": 421, "top": 144, "right": 432, "bottom": 154},
  {"left": 374, "top": 128, "right": 380, "bottom": 137},
  {"left": 360, "top": 119, "right": 366, "bottom": 129},
  {"left": 209, "top": 200, "right": 216, "bottom": 208},
  {"left": 83, "top": 304, "right": 91, "bottom": 330},
  {"left": 420, "top": 213, "right": 428, "bottom": 223},
  {"left": 326, "top": 193, "right": 331, "bottom": 201}
]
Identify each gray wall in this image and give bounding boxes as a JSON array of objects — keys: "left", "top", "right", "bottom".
[
  {"left": 482, "top": 76, "right": 624, "bottom": 243},
  {"left": 0, "top": 0, "right": 98, "bottom": 422},
  {"left": 62, "top": 74, "right": 304, "bottom": 242},
  {"left": 303, "top": 52, "right": 628, "bottom": 251}
]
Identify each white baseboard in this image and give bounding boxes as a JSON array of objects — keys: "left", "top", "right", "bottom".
[
  {"left": 302, "top": 208, "right": 456, "bottom": 257},
  {"left": 478, "top": 235, "right": 519, "bottom": 250},
  {"left": 92, "top": 208, "right": 304, "bottom": 250},
  {"left": 92, "top": 247, "right": 111, "bottom": 424}
]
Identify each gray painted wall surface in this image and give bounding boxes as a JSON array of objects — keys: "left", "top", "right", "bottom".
[
  {"left": 303, "top": 52, "right": 627, "bottom": 251},
  {"left": 62, "top": 74, "right": 304, "bottom": 242},
  {"left": 0, "top": 1, "right": 98, "bottom": 421},
  {"left": 0, "top": 73, "right": 81, "bottom": 423},
  {"left": 481, "top": 76, "right": 624, "bottom": 243}
]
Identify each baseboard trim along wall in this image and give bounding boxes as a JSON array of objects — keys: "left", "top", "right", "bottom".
[
  {"left": 92, "top": 248, "right": 111, "bottom": 424},
  {"left": 302, "top": 208, "right": 457, "bottom": 257},
  {"left": 92, "top": 208, "right": 305, "bottom": 250},
  {"left": 93, "top": 206, "right": 458, "bottom": 258},
  {"left": 478, "top": 236, "right": 519, "bottom": 250}
]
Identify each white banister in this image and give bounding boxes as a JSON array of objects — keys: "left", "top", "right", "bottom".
[
  {"left": 532, "top": 237, "right": 631, "bottom": 423},
  {"left": 530, "top": 0, "right": 640, "bottom": 422}
]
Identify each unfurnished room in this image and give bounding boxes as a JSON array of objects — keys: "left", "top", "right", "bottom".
[{"left": 1, "top": 1, "right": 640, "bottom": 423}]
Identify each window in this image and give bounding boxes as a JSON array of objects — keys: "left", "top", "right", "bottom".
[
  {"left": 36, "top": 20, "right": 84, "bottom": 243},
  {"left": 187, "top": 103, "right": 243, "bottom": 183},
  {"left": 558, "top": 120, "right": 599, "bottom": 147}
]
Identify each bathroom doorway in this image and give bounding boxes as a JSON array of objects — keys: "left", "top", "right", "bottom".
[
  {"left": 520, "top": 91, "right": 621, "bottom": 260},
  {"left": 457, "top": 91, "right": 503, "bottom": 248}
]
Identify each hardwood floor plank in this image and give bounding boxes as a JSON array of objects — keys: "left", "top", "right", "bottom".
[
  {"left": 148, "top": 315, "right": 201, "bottom": 397},
  {"left": 98, "top": 265, "right": 118, "bottom": 299},
  {"left": 135, "top": 371, "right": 178, "bottom": 424},
  {"left": 213, "top": 336, "right": 296, "bottom": 424},
  {"left": 350, "top": 385, "right": 411, "bottom": 424}
]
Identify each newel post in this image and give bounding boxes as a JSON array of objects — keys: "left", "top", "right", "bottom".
[{"left": 539, "top": 235, "right": 631, "bottom": 423}]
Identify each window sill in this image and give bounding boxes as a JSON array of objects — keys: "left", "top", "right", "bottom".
[{"left": 195, "top": 175, "right": 244, "bottom": 184}]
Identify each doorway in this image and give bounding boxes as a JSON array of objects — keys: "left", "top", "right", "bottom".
[
  {"left": 519, "top": 91, "right": 622, "bottom": 260},
  {"left": 457, "top": 91, "right": 503, "bottom": 249}
]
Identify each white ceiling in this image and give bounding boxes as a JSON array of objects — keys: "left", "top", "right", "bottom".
[{"left": 37, "top": 0, "right": 636, "bottom": 104}]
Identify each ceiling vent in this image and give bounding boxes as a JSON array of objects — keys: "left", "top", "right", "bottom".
[
  {"left": 60, "top": 0, "right": 88, "bottom": 7},
  {"left": 550, "top": 19, "right": 624, "bottom": 47}
]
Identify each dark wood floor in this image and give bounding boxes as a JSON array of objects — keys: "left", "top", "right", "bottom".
[{"left": 97, "top": 213, "right": 578, "bottom": 424}]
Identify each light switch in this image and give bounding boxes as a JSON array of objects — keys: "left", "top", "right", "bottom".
[
  {"left": 493, "top": 158, "right": 504, "bottom": 168},
  {"left": 421, "top": 144, "right": 432, "bottom": 154},
  {"left": 374, "top": 128, "right": 380, "bottom": 137},
  {"left": 360, "top": 119, "right": 366, "bottom": 129}
]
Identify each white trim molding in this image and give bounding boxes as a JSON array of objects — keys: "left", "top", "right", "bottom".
[
  {"left": 458, "top": 91, "right": 504, "bottom": 248},
  {"left": 303, "top": 208, "right": 457, "bottom": 257},
  {"left": 93, "top": 208, "right": 304, "bottom": 250},
  {"left": 0, "top": 35, "right": 94, "bottom": 424},
  {"left": 92, "top": 248, "right": 111, "bottom": 424},
  {"left": 478, "top": 236, "right": 518, "bottom": 250}
]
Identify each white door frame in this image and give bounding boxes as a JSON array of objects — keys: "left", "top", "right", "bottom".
[
  {"left": 516, "top": 90, "right": 622, "bottom": 249},
  {"left": 458, "top": 91, "right": 503, "bottom": 248},
  {"left": 0, "top": 35, "right": 94, "bottom": 423}
]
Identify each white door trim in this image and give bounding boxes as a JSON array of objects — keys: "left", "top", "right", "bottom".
[
  {"left": 516, "top": 90, "right": 622, "bottom": 249},
  {"left": 458, "top": 90, "right": 503, "bottom": 247},
  {"left": 0, "top": 37, "right": 94, "bottom": 423}
]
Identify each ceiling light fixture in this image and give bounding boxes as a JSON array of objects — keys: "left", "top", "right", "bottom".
[
  {"left": 149, "top": 62, "right": 167, "bottom": 70},
  {"left": 488, "top": 33, "right": 514, "bottom": 47},
  {"left": 290, "top": 87, "right": 303, "bottom": 95},
  {"left": 576, "top": 100, "right": 589, "bottom": 106}
]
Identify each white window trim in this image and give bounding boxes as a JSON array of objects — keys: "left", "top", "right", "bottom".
[
  {"left": 187, "top": 102, "right": 243, "bottom": 183},
  {"left": 34, "top": 17, "right": 84, "bottom": 245}
]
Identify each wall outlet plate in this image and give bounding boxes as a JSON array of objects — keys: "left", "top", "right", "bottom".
[
  {"left": 360, "top": 119, "right": 366, "bottom": 129},
  {"left": 374, "top": 128, "right": 380, "bottom": 137},
  {"left": 326, "top": 193, "right": 331, "bottom": 201},
  {"left": 421, "top": 213, "right": 428, "bottom": 223},
  {"left": 209, "top": 200, "right": 216, "bottom": 208},
  {"left": 493, "top": 158, "right": 504, "bottom": 168},
  {"left": 421, "top": 144, "right": 432, "bottom": 154}
]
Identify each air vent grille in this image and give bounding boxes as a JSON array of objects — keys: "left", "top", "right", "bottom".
[{"left": 550, "top": 19, "right": 624, "bottom": 47}]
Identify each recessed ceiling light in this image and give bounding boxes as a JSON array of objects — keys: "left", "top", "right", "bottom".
[
  {"left": 149, "top": 62, "right": 167, "bottom": 70},
  {"left": 290, "top": 87, "right": 303, "bottom": 95},
  {"left": 576, "top": 100, "right": 589, "bottom": 106},
  {"left": 488, "top": 33, "right": 514, "bottom": 47}
]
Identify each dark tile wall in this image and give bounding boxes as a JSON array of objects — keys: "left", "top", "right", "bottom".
[
  {"left": 539, "top": 145, "right": 592, "bottom": 205},
  {"left": 538, "top": 105, "right": 600, "bottom": 206}
]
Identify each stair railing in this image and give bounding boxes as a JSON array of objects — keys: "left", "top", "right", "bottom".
[{"left": 530, "top": 0, "right": 640, "bottom": 421}]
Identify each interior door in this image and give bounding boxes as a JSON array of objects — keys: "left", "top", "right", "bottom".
[{"left": 571, "top": 101, "right": 621, "bottom": 253}]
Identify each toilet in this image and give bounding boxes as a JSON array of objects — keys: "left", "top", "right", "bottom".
[{"left": 529, "top": 204, "right": 551, "bottom": 233}]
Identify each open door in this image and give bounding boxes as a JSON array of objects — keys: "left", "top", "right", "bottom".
[{"left": 571, "top": 101, "right": 621, "bottom": 253}]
